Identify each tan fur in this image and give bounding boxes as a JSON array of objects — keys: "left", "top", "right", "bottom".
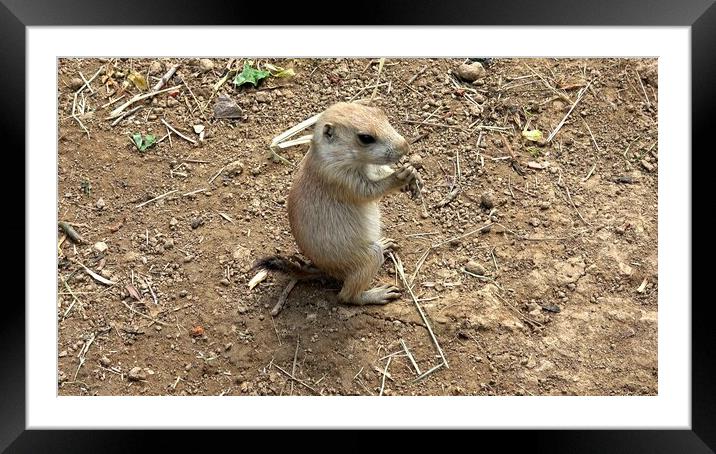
[{"left": 287, "top": 102, "right": 419, "bottom": 305}]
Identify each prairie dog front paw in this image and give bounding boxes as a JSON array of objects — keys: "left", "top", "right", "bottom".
[{"left": 395, "top": 164, "right": 422, "bottom": 198}]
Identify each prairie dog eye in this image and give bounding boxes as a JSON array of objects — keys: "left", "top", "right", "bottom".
[{"left": 357, "top": 133, "right": 376, "bottom": 145}]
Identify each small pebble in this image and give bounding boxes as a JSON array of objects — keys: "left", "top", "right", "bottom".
[
  {"left": 128, "top": 366, "right": 145, "bottom": 381},
  {"left": 190, "top": 217, "right": 203, "bottom": 229},
  {"left": 99, "top": 356, "right": 111, "bottom": 367},
  {"left": 179, "top": 290, "right": 188, "bottom": 297},
  {"left": 69, "top": 77, "right": 84, "bottom": 90},
  {"left": 529, "top": 218, "right": 541, "bottom": 227},
  {"left": 149, "top": 61, "right": 163, "bottom": 73},
  {"left": 199, "top": 58, "right": 214, "bottom": 72},
  {"left": 255, "top": 91, "right": 272, "bottom": 103},
  {"left": 409, "top": 154, "right": 424, "bottom": 169},
  {"left": 213, "top": 95, "right": 243, "bottom": 119},
  {"left": 640, "top": 159, "right": 655, "bottom": 172},
  {"left": 480, "top": 191, "right": 495, "bottom": 209},
  {"left": 95, "top": 198, "right": 106, "bottom": 210},
  {"left": 465, "top": 260, "right": 487, "bottom": 276},
  {"left": 455, "top": 62, "right": 486, "bottom": 82},
  {"left": 93, "top": 241, "right": 108, "bottom": 253}
]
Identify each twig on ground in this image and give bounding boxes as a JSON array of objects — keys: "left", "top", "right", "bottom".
[
  {"left": 524, "top": 63, "right": 572, "bottom": 104},
  {"left": 100, "top": 95, "right": 125, "bottom": 109},
  {"left": 160, "top": 119, "right": 198, "bottom": 145},
  {"left": 290, "top": 335, "right": 300, "bottom": 395},
  {"left": 218, "top": 212, "right": 234, "bottom": 223},
  {"left": 270, "top": 313, "right": 282, "bottom": 345},
  {"left": 182, "top": 188, "right": 206, "bottom": 197},
  {"left": 142, "top": 277, "right": 158, "bottom": 305},
  {"left": 407, "top": 65, "right": 428, "bottom": 85},
  {"left": 111, "top": 105, "right": 142, "bottom": 127},
  {"left": 106, "top": 86, "right": 179, "bottom": 120},
  {"left": 412, "top": 362, "right": 446, "bottom": 382},
  {"left": 58, "top": 221, "right": 85, "bottom": 243},
  {"left": 499, "top": 132, "right": 525, "bottom": 176},
  {"left": 583, "top": 118, "right": 601, "bottom": 153},
  {"left": 582, "top": 164, "right": 596, "bottom": 182},
  {"left": 153, "top": 64, "right": 179, "bottom": 91},
  {"left": 75, "top": 66, "right": 104, "bottom": 95},
  {"left": 271, "top": 278, "right": 298, "bottom": 316},
  {"left": 546, "top": 80, "right": 592, "bottom": 143},
  {"left": 379, "top": 356, "right": 393, "bottom": 396},
  {"left": 388, "top": 252, "right": 448, "bottom": 369},
  {"left": 634, "top": 69, "right": 651, "bottom": 109},
  {"left": 135, "top": 189, "right": 178, "bottom": 208},
  {"left": 274, "top": 364, "right": 319, "bottom": 395},
  {"left": 73, "top": 331, "right": 98, "bottom": 380},
  {"left": 400, "top": 339, "right": 421, "bottom": 376},
  {"left": 60, "top": 275, "right": 82, "bottom": 320},
  {"left": 370, "top": 58, "right": 386, "bottom": 102},
  {"left": 565, "top": 184, "right": 591, "bottom": 226}
]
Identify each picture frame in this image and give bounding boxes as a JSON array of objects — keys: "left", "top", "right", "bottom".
[{"left": 7, "top": 0, "right": 709, "bottom": 450}]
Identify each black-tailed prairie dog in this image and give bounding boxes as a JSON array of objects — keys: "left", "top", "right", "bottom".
[{"left": 254, "top": 102, "right": 421, "bottom": 308}]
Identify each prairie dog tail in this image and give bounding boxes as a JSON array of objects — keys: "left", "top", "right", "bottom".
[{"left": 251, "top": 255, "right": 325, "bottom": 280}]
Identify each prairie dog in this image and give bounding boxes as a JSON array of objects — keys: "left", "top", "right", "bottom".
[{"left": 255, "top": 102, "right": 420, "bottom": 305}]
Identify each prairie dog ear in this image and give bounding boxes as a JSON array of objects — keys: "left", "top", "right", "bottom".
[{"left": 323, "top": 123, "right": 334, "bottom": 141}]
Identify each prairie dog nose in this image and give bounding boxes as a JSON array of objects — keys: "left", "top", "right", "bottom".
[{"left": 394, "top": 136, "right": 409, "bottom": 157}]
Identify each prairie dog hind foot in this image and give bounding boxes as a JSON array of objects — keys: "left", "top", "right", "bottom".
[{"left": 340, "top": 283, "right": 402, "bottom": 306}]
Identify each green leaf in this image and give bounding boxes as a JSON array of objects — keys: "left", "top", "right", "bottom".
[
  {"left": 264, "top": 63, "right": 295, "bottom": 78},
  {"left": 142, "top": 134, "right": 156, "bottom": 150},
  {"left": 132, "top": 133, "right": 144, "bottom": 150},
  {"left": 521, "top": 129, "right": 543, "bottom": 142},
  {"left": 132, "top": 133, "right": 157, "bottom": 152},
  {"left": 128, "top": 70, "right": 148, "bottom": 91},
  {"left": 233, "top": 62, "right": 270, "bottom": 87}
]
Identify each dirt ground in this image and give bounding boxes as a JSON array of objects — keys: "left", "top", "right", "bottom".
[{"left": 57, "top": 57, "right": 658, "bottom": 396}]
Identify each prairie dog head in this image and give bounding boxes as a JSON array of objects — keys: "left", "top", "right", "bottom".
[{"left": 312, "top": 102, "right": 409, "bottom": 166}]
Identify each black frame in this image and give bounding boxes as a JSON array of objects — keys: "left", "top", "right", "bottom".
[{"left": 6, "top": 0, "right": 710, "bottom": 451}]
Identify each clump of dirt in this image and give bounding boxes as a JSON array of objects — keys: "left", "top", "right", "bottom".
[{"left": 57, "top": 57, "right": 658, "bottom": 396}]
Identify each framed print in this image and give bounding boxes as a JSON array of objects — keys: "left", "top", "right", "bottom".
[{"left": 7, "top": 0, "right": 711, "bottom": 451}]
